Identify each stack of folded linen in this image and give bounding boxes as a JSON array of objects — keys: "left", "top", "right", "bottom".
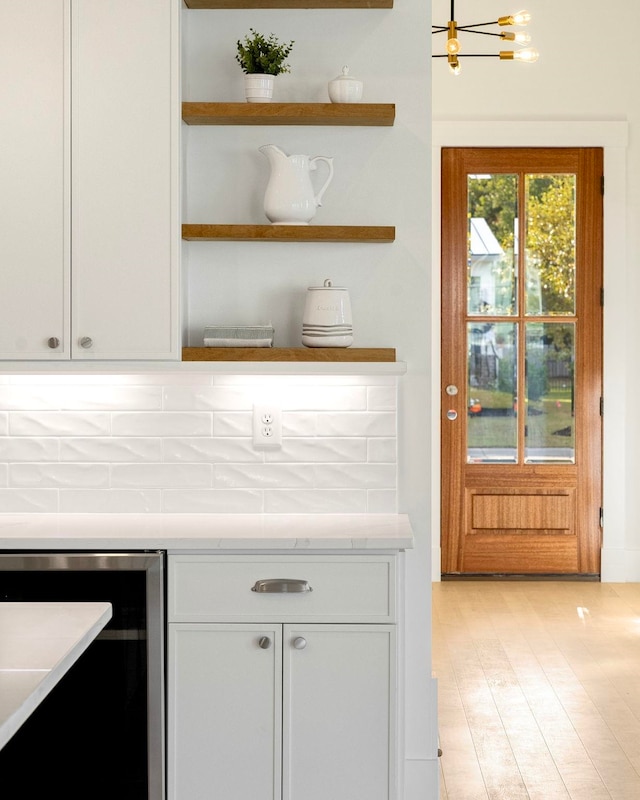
[{"left": 203, "top": 325, "right": 274, "bottom": 347}]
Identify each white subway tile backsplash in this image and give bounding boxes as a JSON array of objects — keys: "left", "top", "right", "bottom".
[
  {"left": 214, "top": 464, "right": 316, "bottom": 489},
  {"left": 112, "top": 412, "right": 212, "bottom": 437},
  {"left": 163, "top": 438, "right": 262, "bottom": 463},
  {"left": 0, "top": 386, "right": 64, "bottom": 410},
  {"left": 0, "top": 489, "right": 58, "bottom": 512},
  {"left": 282, "top": 412, "right": 318, "bottom": 437},
  {"left": 10, "top": 412, "right": 111, "bottom": 436},
  {"left": 10, "top": 463, "right": 109, "bottom": 488},
  {"left": 60, "top": 490, "right": 162, "bottom": 513},
  {"left": 311, "top": 464, "right": 396, "bottom": 489},
  {"left": 60, "top": 438, "right": 163, "bottom": 463},
  {"left": 212, "top": 412, "right": 252, "bottom": 437},
  {"left": 0, "top": 438, "right": 59, "bottom": 461},
  {"left": 317, "top": 412, "right": 396, "bottom": 437},
  {"left": 367, "top": 490, "right": 398, "bottom": 513},
  {"left": 0, "top": 375, "right": 398, "bottom": 513},
  {"left": 56, "top": 386, "right": 163, "bottom": 410},
  {"left": 111, "top": 464, "right": 213, "bottom": 489},
  {"left": 265, "top": 438, "right": 367, "bottom": 463},
  {"left": 162, "top": 489, "right": 264, "bottom": 513},
  {"left": 163, "top": 386, "right": 253, "bottom": 411},
  {"left": 279, "top": 386, "right": 367, "bottom": 411},
  {"left": 368, "top": 438, "right": 397, "bottom": 463},
  {"left": 264, "top": 489, "right": 367, "bottom": 514},
  {"left": 367, "top": 386, "right": 397, "bottom": 411}
]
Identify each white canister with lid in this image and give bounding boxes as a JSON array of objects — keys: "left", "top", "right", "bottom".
[
  {"left": 328, "top": 66, "right": 363, "bottom": 104},
  {"left": 302, "top": 279, "right": 353, "bottom": 348}
]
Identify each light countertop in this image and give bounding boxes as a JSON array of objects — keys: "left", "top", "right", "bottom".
[
  {"left": 0, "top": 513, "right": 414, "bottom": 551},
  {"left": 0, "top": 602, "right": 112, "bottom": 750}
]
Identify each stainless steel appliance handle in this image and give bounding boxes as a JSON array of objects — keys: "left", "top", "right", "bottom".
[{"left": 251, "top": 578, "right": 313, "bottom": 594}]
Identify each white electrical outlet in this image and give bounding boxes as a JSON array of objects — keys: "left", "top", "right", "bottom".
[{"left": 252, "top": 404, "right": 282, "bottom": 449}]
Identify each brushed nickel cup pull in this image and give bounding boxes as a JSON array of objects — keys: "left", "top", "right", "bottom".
[
  {"left": 251, "top": 578, "right": 313, "bottom": 594},
  {"left": 258, "top": 636, "right": 272, "bottom": 650}
]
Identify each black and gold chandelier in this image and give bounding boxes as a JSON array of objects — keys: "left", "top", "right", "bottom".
[{"left": 432, "top": 2, "right": 538, "bottom": 75}]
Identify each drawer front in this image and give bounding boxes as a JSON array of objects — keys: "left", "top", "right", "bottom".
[{"left": 168, "top": 555, "right": 396, "bottom": 623}]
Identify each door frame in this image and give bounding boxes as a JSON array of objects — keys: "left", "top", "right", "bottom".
[{"left": 431, "top": 121, "right": 629, "bottom": 582}]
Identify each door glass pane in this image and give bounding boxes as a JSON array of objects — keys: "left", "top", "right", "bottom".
[
  {"left": 467, "top": 174, "right": 518, "bottom": 316},
  {"left": 525, "top": 175, "right": 576, "bottom": 316},
  {"left": 525, "top": 322, "right": 575, "bottom": 463},
  {"left": 467, "top": 322, "right": 517, "bottom": 463}
]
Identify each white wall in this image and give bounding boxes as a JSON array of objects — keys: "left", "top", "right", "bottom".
[
  {"left": 432, "top": 0, "right": 640, "bottom": 581},
  {"left": 182, "top": 1, "right": 436, "bottom": 795}
]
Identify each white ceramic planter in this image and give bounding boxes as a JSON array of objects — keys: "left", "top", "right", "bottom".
[{"left": 244, "top": 74, "right": 275, "bottom": 103}]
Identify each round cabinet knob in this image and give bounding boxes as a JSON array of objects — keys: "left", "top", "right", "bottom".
[
  {"left": 79, "top": 336, "right": 93, "bottom": 349},
  {"left": 258, "top": 636, "right": 272, "bottom": 650},
  {"left": 292, "top": 637, "right": 307, "bottom": 650},
  {"left": 47, "top": 337, "right": 60, "bottom": 349}
]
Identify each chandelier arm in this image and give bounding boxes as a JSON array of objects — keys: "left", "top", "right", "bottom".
[
  {"left": 455, "top": 21, "right": 500, "bottom": 30},
  {"left": 432, "top": 26, "right": 449, "bottom": 33},
  {"left": 432, "top": 53, "right": 501, "bottom": 58},
  {"left": 456, "top": 29, "right": 505, "bottom": 38}
]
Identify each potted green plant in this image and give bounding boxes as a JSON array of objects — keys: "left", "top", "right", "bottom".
[{"left": 236, "top": 28, "right": 294, "bottom": 103}]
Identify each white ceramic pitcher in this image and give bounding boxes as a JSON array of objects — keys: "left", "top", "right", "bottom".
[{"left": 259, "top": 144, "right": 334, "bottom": 225}]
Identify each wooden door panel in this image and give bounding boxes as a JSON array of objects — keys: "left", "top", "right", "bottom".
[
  {"left": 462, "top": 534, "right": 578, "bottom": 574},
  {"left": 470, "top": 491, "right": 573, "bottom": 531}
]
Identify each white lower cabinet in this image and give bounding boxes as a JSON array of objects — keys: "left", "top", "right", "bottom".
[{"left": 168, "top": 555, "right": 400, "bottom": 800}]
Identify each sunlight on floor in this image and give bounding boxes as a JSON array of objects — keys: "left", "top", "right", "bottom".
[{"left": 433, "top": 581, "right": 640, "bottom": 800}]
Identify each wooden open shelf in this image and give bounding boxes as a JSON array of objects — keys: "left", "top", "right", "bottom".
[
  {"left": 184, "top": 0, "right": 393, "bottom": 8},
  {"left": 182, "top": 102, "right": 395, "bottom": 127},
  {"left": 183, "top": 347, "right": 396, "bottom": 362},
  {"left": 182, "top": 224, "right": 395, "bottom": 243}
]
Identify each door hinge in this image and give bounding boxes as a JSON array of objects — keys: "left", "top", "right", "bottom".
[
  {"left": 601, "top": 175, "right": 605, "bottom": 195},
  {"left": 600, "top": 396, "right": 604, "bottom": 416},
  {"left": 599, "top": 507, "right": 604, "bottom": 527}
]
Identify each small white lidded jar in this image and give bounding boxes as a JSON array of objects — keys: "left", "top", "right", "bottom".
[
  {"left": 302, "top": 279, "right": 353, "bottom": 348},
  {"left": 328, "top": 66, "right": 363, "bottom": 104}
]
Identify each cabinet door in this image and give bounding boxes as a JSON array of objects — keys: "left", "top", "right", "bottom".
[
  {"left": 283, "top": 624, "right": 397, "bottom": 800},
  {"left": 0, "top": 0, "right": 69, "bottom": 359},
  {"left": 169, "top": 623, "right": 282, "bottom": 800},
  {"left": 71, "top": 0, "right": 179, "bottom": 360}
]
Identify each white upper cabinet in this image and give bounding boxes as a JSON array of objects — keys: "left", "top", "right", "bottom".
[
  {"left": 0, "top": 0, "right": 179, "bottom": 361},
  {"left": 71, "top": 0, "right": 179, "bottom": 360},
  {"left": 0, "top": 1, "right": 69, "bottom": 359}
]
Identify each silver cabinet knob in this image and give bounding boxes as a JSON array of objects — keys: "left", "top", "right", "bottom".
[
  {"left": 293, "top": 637, "right": 307, "bottom": 650},
  {"left": 47, "top": 337, "right": 60, "bottom": 349},
  {"left": 79, "top": 336, "right": 93, "bottom": 349},
  {"left": 258, "top": 636, "right": 272, "bottom": 650}
]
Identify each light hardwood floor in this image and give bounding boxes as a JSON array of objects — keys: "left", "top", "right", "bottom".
[{"left": 433, "top": 581, "right": 640, "bottom": 800}]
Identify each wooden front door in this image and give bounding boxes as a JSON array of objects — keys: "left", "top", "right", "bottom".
[{"left": 441, "top": 148, "right": 603, "bottom": 575}]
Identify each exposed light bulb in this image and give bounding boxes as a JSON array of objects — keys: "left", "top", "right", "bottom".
[
  {"left": 513, "top": 46, "right": 539, "bottom": 62},
  {"left": 446, "top": 36, "right": 461, "bottom": 54},
  {"left": 498, "top": 9, "right": 532, "bottom": 26},
  {"left": 501, "top": 30, "right": 532, "bottom": 44},
  {"left": 514, "top": 31, "right": 532, "bottom": 44},
  {"left": 513, "top": 10, "right": 532, "bottom": 25},
  {"left": 448, "top": 54, "right": 462, "bottom": 75},
  {"left": 499, "top": 47, "right": 539, "bottom": 62}
]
